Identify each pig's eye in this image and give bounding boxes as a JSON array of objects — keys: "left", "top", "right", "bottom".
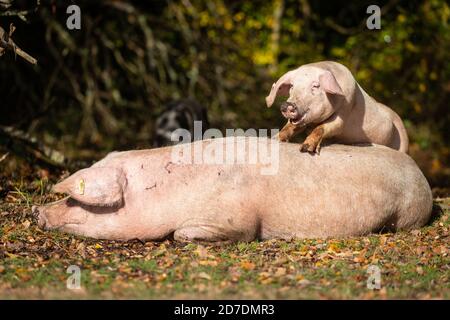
[{"left": 311, "top": 82, "right": 320, "bottom": 95}]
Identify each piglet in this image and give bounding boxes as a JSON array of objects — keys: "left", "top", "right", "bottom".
[{"left": 266, "top": 61, "right": 409, "bottom": 153}]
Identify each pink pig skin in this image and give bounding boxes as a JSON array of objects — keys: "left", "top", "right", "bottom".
[
  {"left": 266, "top": 61, "right": 409, "bottom": 153},
  {"left": 34, "top": 137, "right": 432, "bottom": 243}
]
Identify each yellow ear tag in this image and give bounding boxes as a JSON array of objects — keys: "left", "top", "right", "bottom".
[{"left": 77, "top": 179, "right": 85, "bottom": 195}]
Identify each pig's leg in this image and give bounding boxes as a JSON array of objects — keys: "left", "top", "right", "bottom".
[
  {"left": 301, "top": 115, "right": 344, "bottom": 153},
  {"left": 174, "top": 227, "right": 233, "bottom": 245},
  {"left": 274, "top": 121, "right": 305, "bottom": 142},
  {"left": 174, "top": 220, "right": 257, "bottom": 243}
]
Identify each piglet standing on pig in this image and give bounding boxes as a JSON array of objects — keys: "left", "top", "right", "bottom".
[
  {"left": 266, "top": 61, "right": 409, "bottom": 154},
  {"left": 33, "top": 137, "right": 432, "bottom": 243}
]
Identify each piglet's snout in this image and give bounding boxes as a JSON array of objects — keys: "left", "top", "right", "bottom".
[{"left": 280, "top": 102, "right": 298, "bottom": 119}]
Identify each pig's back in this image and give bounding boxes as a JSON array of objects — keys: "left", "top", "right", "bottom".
[{"left": 93, "top": 138, "right": 432, "bottom": 240}]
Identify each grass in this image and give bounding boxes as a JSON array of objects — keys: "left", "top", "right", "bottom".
[{"left": 0, "top": 174, "right": 449, "bottom": 299}]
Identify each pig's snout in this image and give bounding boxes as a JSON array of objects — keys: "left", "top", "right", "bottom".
[
  {"left": 32, "top": 205, "right": 48, "bottom": 229},
  {"left": 280, "top": 101, "right": 296, "bottom": 113},
  {"left": 280, "top": 102, "right": 299, "bottom": 119}
]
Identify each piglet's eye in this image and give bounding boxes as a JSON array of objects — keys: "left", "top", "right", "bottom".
[{"left": 312, "top": 82, "right": 320, "bottom": 88}]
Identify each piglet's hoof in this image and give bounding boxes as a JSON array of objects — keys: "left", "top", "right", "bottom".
[{"left": 300, "top": 142, "right": 321, "bottom": 154}]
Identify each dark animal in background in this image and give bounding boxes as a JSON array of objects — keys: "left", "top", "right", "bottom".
[{"left": 153, "top": 99, "right": 209, "bottom": 147}]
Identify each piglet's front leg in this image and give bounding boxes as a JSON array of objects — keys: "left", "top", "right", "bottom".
[
  {"left": 300, "top": 116, "right": 344, "bottom": 154},
  {"left": 300, "top": 126, "right": 325, "bottom": 154},
  {"left": 275, "top": 120, "right": 305, "bottom": 142}
]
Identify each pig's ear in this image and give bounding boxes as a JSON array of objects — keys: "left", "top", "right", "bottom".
[
  {"left": 319, "top": 70, "right": 344, "bottom": 96},
  {"left": 265, "top": 70, "right": 295, "bottom": 108},
  {"left": 52, "top": 167, "right": 127, "bottom": 207}
]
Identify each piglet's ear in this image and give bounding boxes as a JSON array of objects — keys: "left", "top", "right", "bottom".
[
  {"left": 319, "top": 70, "right": 344, "bottom": 96},
  {"left": 265, "top": 70, "right": 295, "bottom": 108},
  {"left": 52, "top": 167, "right": 127, "bottom": 207}
]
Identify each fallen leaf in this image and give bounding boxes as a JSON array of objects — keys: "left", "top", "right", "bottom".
[
  {"left": 197, "top": 272, "right": 211, "bottom": 280},
  {"left": 15, "top": 268, "right": 31, "bottom": 281},
  {"left": 327, "top": 243, "right": 340, "bottom": 253},
  {"left": 240, "top": 260, "right": 256, "bottom": 271},
  {"left": 298, "top": 279, "right": 312, "bottom": 286},
  {"left": 22, "top": 220, "right": 31, "bottom": 229},
  {"left": 416, "top": 266, "right": 424, "bottom": 275},
  {"left": 194, "top": 245, "right": 209, "bottom": 259},
  {"left": 416, "top": 246, "right": 428, "bottom": 255},
  {"left": 432, "top": 245, "right": 447, "bottom": 255},
  {"left": 274, "top": 267, "right": 286, "bottom": 277},
  {"left": 199, "top": 260, "right": 218, "bottom": 267}
]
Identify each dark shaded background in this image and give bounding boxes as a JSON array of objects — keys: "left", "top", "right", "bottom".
[{"left": 0, "top": 0, "right": 449, "bottom": 190}]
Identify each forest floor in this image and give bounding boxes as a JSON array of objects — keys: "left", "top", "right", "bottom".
[{"left": 0, "top": 172, "right": 449, "bottom": 299}]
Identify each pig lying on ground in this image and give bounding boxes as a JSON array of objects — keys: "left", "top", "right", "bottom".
[
  {"left": 266, "top": 61, "right": 409, "bottom": 154},
  {"left": 33, "top": 137, "right": 431, "bottom": 243}
]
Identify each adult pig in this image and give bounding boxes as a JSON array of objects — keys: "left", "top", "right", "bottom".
[{"left": 33, "top": 137, "right": 432, "bottom": 242}]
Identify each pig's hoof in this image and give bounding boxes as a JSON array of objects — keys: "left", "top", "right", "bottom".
[
  {"left": 300, "top": 143, "right": 309, "bottom": 152},
  {"left": 300, "top": 143, "right": 316, "bottom": 153}
]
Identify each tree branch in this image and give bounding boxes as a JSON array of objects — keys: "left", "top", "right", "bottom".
[{"left": 0, "top": 24, "right": 37, "bottom": 64}]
